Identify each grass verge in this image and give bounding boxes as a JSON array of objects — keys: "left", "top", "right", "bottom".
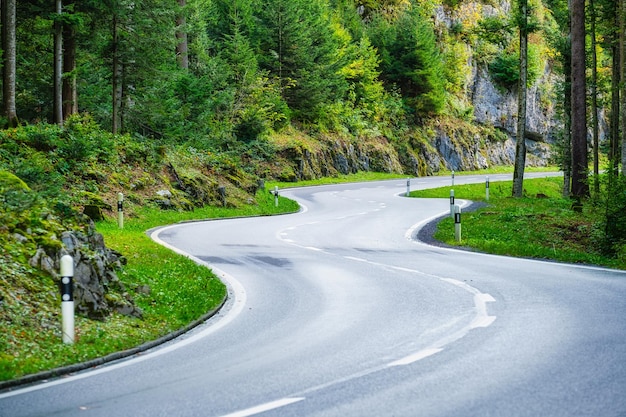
[
  {"left": 0, "top": 190, "right": 298, "bottom": 383},
  {"left": 411, "top": 177, "right": 625, "bottom": 270}
]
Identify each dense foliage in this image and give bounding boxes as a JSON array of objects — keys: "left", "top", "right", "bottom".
[
  {"left": 4, "top": 0, "right": 626, "bottom": 382},
  {"left": 4, "top": 0, "right": 554, "bottom": 142}
]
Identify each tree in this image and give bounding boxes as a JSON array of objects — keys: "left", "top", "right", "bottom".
[
  {"left": 94, "top": 0, "right": 177, "bottom": 134},
  {"left": 609, "top": 1, "right": 620, "bottom": 176},
  {"left": 367, "top": 4, "right": 445, "bottom": 117},
  {"left": 53, "top": 0, "right": 64, "bottom": 125},
  {"left": 570, "top": 0, "right": 589, "bottom": 199},
  {"left": 62, "top": 3, "right": 79, "bottom": 119},
  {"left": 2, "top": 0, "right": 18, "bottom": 127},
  {"left": 589, "top": 0, "right": 600, "bottom": 194},
  {"left": 176, "top": 0, "right": 189, "bottom": 70},
  {"left": 621, "top": 0, "right": 626, "bottom": 175},
  {"left": 512, "top": 0, "right": 530, "bottom": 197},
  {"left": 544, "top": 0, "right": 572, "bottom": 196},
  {"left": 255, "top": 0, "right": 347, "bottom": 121}
]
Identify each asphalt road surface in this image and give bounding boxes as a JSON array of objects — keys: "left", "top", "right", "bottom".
[{"left": 1, "top": 173, "right": 625, "bottom": 417}]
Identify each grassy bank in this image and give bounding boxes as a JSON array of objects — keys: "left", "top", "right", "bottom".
[
  {"left": 411, "top": 177, "right": 625, "bottom": 270},
  {"left": 0, "top": 190, "right": 298, "bottom": 383}
]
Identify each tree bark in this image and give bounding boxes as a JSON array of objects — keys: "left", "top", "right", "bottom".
[
  {"left": 513, "top": 0, "right": 528, "bottom": 198},
  {"left": 610, "top": 42, "right": 620, "bottom": 176},
  {"left": 590, "top": 0, "right": 599, "bottom": 194},
  {"left": 63, "top": 6, "right": 78, "bottom": 119},
  {"left": 570, "top": 0, "right": 589, "bottom": 198},
  {"left": 2, "top": 0, "right": 18, "bottom": 127},
  {"left": 54, "top": 0, "right": 64, "bottom": 125},
  {"left": 615, "top": 0, "right": 626, "bottom": 175},
  {"left": 112, "top": 14, "right": 122, "bottom": 134},
  {"left": 562, "top": 37, "right": 572, "bottom": 197}
]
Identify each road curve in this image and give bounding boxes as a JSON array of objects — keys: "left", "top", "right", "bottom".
[{"left": 1, "top": 173, "right": 625, "bottom": 417}]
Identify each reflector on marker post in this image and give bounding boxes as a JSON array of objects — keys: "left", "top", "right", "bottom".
[
  {"left": 454, "top": 205, "right": 462, "bottom": 243},
  {"left": 218, "top": 186, "right": 226, "bottom": 207},
  {"left": 449, "top": 189, "right": 455, "bottom": 218},
  {"left": 486, "top": 176, "right": 490, "bottom": 201},
  {"left": 117, "top": 192, "right": 124, "bottom": 229},
  {"left": 60, "top": 255, "right": 75, "bottom": 344}
]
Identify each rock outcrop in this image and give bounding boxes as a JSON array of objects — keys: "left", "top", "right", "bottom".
[{"left": 29, "top": 223, "right": 142, "bottom": 320}]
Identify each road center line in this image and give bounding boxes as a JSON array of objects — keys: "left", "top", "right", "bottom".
[
  {"left": 388, "top": 348, "right": 444, "bottom": 366},
  {"left": 219, "top": 397, "right": 305, "bottom": 417}
]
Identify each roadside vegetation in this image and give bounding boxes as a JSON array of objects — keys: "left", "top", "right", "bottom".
[
  {"left": 411, "top": 177, "right": 626, "bottom": 270},
  {"left": 2, "top": 0, "right": 626, "bottom": 387},
  {"left": 0, "top": 188, "right": 298, "bottom": 383}
]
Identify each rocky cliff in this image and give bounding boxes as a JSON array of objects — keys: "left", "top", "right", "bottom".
[{"left": 270, "top": 1, "right": 559, "bottom": 180}]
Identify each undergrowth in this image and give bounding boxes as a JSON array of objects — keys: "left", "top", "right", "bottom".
[{"left": 411, "top": 177, "right": 625, "bottom": 269}]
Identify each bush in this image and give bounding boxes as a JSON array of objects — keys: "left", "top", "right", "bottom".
[
  {"left": 597, "top": 175, "right": 626, "bottom": 256},
  {"left": 489, "top": 44, "right": 542, "bottom": 90}
]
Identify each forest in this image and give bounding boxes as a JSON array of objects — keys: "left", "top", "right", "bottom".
[
  {"left": 1, "top": 0, "right": 626, "bottom": 252},
  {"left": 3, "top": 0, "right": 626, "bottom": 380}
]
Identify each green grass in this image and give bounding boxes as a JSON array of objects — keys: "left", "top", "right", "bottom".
[
  {"left": 2, "top": 171, "right": 590, "bottom": 383},
  {"left": 267, "top": 166, "right": 560, "bottom": 189},
  {"left": 411, "top": 177, "right": 625, "bottom": 269},
  {"left": 267, "top": 171, "right": 407, "bottom": 189},
  {"left": 0, "top": 190, "right": 298, "bottom": 383}
]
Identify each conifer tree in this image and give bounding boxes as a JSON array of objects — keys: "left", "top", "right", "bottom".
[
  {"left": 367, "top": 4, "right": 445, "bottom": 117},
  {"left": 254, "top": 0, "right": 347, "bottom": 121}
]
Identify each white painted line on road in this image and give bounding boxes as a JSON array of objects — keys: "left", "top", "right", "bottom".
[
  {"left": 344, "top": 256, "right": 368, "bottom": 262},
  {"left": 470, "top": 315, "right": 497, "bottom": 329},
  {"left": 404, "top": 200, "right": 472, "bottom": 241},
  {"left": 441, "top": 278, "right": 497, "bottom": 329},
  {"left": 0, "top": 226, "right": 249, "bottom": 400},
  {"left": 388, "top": 348, "right": 444, "bottom": 366},
  {"left": 219, "top": 397, "right": 305, "bottom": 417}
]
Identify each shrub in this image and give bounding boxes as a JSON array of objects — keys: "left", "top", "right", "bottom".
[
  {"left": 489, "top": 44, "right": 543, "bottom": 90},
  {"left": 597, "top": 175, "right": 626, "bottom": 256}
]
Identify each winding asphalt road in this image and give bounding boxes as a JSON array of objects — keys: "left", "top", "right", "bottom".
[{"left": 1, "top": 173, "right": 625, "bottom": 417}]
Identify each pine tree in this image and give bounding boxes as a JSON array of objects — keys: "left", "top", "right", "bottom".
[
  {"left": 2, "top": 0, "right": 18, "bottom": 127},
  {"left": 367, "top": 4, "right": 445, "bottom": 117},
  {"left": 571, "top": 0, "right": 589, "bottom": 199},
  {"left": 254, "top": 0, "right": 347, "bottom": 121}
]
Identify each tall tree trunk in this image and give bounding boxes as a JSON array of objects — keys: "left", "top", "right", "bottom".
[
  {"left": 112, "top": 14, "right": 122, "bottom": 134},
  {"left": 570, "top": 0, "right": 589, "bottom": 198},
  {"left": 562, "top": 38, "right": 573, "bottom": 197},
  {"left": 176, "top": 0, "right": 188, "bottom": 69},
  {"left": 610, "top": 42, "right": 620, "bottom": 176},
  {"left": 590, "top": 0, "right": 600, "bottom": 195},
  {"left": 2, "top": 0, "right": 18, "bottom": 127},
  {"left": 53, "top": 0, "right": 64, "bottom": 125},
  {"left": 513, "top": 0, "right": 528, "bottom": 198},
  {"left": 63, "top": 5, "right": 78, "bottom": 119},
  {"left": 615, "top": 0, "right": 626, "bottom": 175}
]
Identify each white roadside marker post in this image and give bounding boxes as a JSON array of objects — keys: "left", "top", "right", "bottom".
[
  {"left": 117, "top": 192, "right": 124, "bottom": 229},
  {"left": 60, "top": 255, "right": 75, "bottom": 344},
  {"left": 450, "top": 189, "right": 455, "bottom": 218},
  {"left": 486, "top": 176, "right": 490, "bottom": 201},
  {"left": 218, "top": 186, "right": 227, "bottom": 207},
  {"left": 274, "top": 186, "right": 279, "bottom": 207},
  {"left": 406, "top": 178, "right": 410, "bottom": 197},
  {"left": 454, "top": 205, "right": 462, "bottom": 243},
  {"left": 452, "top": 170, "right": 455, "bottom": 186}
]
